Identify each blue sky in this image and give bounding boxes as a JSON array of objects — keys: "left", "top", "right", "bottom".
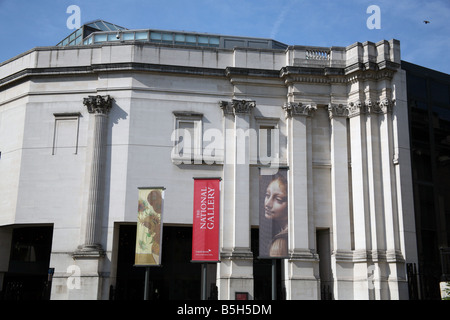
[{"left": 0, "top": 0, "right": 449, "bottom": 73}]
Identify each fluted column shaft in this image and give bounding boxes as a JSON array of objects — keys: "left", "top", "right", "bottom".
[
  {"left": 78, "top": 95, "right": 112, "bottom": 254},
  {"left": 85, "top": 112, "right": 107, "bottom": 248}
]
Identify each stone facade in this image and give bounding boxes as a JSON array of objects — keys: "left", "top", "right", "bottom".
[{"left": 0, "top": 35, "right": 417, "bottom": 299}]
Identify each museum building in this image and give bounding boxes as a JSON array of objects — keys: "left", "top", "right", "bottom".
[{"left": 0, "top": 19, "right": 435, "bottom": 300}]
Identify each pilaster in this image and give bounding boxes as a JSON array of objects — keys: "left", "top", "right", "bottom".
[
  {"left": 328, "top": 103, "right": 354, "bottom": 299},
  {"left": 374, "top": 98, "right": 405, "bottom": 297},
  {"left": 348, "top": 100, "right": 371, "bottom": 299},
  {"left": 282, "top": 102, "right": 320, "bottom": 299},
  {"left": 217, "top": 99, "right": 255, "bottom": 299}
]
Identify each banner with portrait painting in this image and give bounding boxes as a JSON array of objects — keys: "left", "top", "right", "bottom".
[
  {"left": 259, "top": 168, "right": 289, "bottom": 259},
  {"left": 135, "top": 187, "right": 165, "bottom": 266}
]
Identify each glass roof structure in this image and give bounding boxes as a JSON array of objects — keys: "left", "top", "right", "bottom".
[
  {"left": 56, "top": 20, "right": 127, "bottom": 47},
  {"left": 56, "top": 20, "right": 288, "bottom": 50}
]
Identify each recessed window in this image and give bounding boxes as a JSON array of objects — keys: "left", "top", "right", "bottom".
[
  {"left": 171, "top": 112, "right": 203, "bottom": 164},
  {"left": 52, "top": 113, "right": 81, "bottom": 155},
  {"left": 259, "top": 125, "right": 275, "bottom": 159},
  {"left": 256, "top": 118, "right": 280, "bottom": 166}
]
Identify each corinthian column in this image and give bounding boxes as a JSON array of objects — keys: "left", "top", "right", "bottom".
[{"left": 75, "top": 95, "right": 112, "bottom": 257}]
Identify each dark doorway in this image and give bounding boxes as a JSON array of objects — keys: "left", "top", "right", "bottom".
[
  {"left": 114, "top": 225, "right": 201, "bottom": 300},
  {"left": 317, "top": 228, "right": 333, "bottom": 300},
  {"left": 2, "top": 226, "right": 53, "bottom": 300},
  {"left": 252, "top": 228, "right": 284, "bottom": 300}
]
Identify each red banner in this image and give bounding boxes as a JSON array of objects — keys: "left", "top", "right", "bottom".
[{"left": 192, "top": 178, "right": 220, "bottom": 262}]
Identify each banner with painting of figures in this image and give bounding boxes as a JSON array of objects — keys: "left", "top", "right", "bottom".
[
  {"left": 259, "top": 168, "right": 289, "bottom": 258},
  {"left": 135, "top": 187, "right": 165, "bottom": 266}
]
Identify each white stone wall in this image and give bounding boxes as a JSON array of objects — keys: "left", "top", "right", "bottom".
[{"left": 0, "top": 38, "right": 417, "bottom": 300}]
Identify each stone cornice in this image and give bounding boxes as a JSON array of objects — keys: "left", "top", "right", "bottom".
[
  {"left": 1, "top": 59, "right": 400, "bottom": 91},
  {"left": 225, "top": 67, "right": 280, "bottom": 79},
  {"left": 281, "top": 60, "right": 399, "bottom": 85},
  {"left": 0, "top": 63, "right": 227, "bottom": 90}
]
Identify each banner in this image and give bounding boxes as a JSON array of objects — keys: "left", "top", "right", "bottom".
[
  {"left": 135, "top": 187, "right": 165, "bottom": 266},
  {"left": 259, "top": 168, "right": 289, "bottom": 258},
  {"left": 192, "top": 178, "right": 220, "bottom": 262}
]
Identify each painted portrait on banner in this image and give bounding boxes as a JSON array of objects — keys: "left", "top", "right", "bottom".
[
  {"left": 259, "top": 169, "right": 288, "bottom": 258},
  {"left": 135, "top": 188, "right": 164, "bottom": 266}
]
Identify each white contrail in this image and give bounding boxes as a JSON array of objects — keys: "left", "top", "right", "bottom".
[{"left": 270, "top": 0, "right": 297, "bottom": 39}]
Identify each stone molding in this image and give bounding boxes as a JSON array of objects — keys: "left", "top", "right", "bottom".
[
  {"left": 73, "top": 245, "right": 106, "bottom": 259},
  {"left": 332, "top": 249, "right": 405, "bottom": 263},
  {"left": 288, "top": 249, "right": 319, "bottom": 262},
  {"left": 220, "top": 247, "right": 254, "bottom": 261},
  {"left": 83, "top": 95, "right": 113, "bottom": 114},
  {"left": 283, "top": 102, "right": 317, "bottom": 118}
]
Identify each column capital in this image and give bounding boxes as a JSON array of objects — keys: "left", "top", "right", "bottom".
[
  {"left": 373, "top": 98, "right": 395, "bottom": 114},
  {"left": 219, "top": 99, "right": 256, "bottom": 116},
  {"left": 348, "top": 101, "right": 371, "bottom": 118},
  {"left": 283, "top": 102, "right": 317, "bottom": 118},
  {"left": 329, "top": 99, "right": 394, "bottom": 119},
  {"left": 219, "top": 100, "right": 234, "bottom": 115},
  {"left": 328, "top": 103, "right": 349, "bottom": 119},
  {"left": 349, "top": 98, "right": 395, "bottom": 115},
  {"left": 232, "top": 99, "right": 256, "bottom": 114},
  {"left": 83, "top": 95, "right": 113, "bottom": 114}
]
